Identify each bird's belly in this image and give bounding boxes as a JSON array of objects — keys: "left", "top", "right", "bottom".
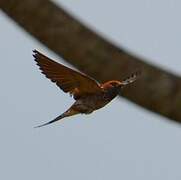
[{"left": 73, "top": 95, "right": 110, "bottom": 114}]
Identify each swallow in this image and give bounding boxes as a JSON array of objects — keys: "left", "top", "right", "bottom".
[{"left": 33, "top": 50, "right": 139, "bottom": 127}]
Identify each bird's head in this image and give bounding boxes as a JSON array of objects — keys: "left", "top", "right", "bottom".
[
  {"left": 101, "top": 80, "right": 122, "bottom": 90},
  {"left": 101, "top": 71, "right": 140, "bottom": 91}
]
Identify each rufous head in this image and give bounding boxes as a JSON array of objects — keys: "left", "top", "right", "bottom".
[{"left": 101, "top": 80, "right": 122, "bottom": 90}]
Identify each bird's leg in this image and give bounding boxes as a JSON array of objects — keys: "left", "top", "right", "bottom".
[{"left": 34, "top": 108, "right": 79, "bottom": 128}]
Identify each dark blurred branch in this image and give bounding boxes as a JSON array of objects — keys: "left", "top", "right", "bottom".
[{"left": 1, "top": 0, "right": 181, "bottom": 123}]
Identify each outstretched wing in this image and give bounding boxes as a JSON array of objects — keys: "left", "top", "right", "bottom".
[
  {"left": 120, "top": 71, "right": 140, "bottom": 86},
  {"left": 33, "top": 50, "right": 101, "bottom": 99}
]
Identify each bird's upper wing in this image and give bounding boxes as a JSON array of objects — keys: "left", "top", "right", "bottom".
[
  {"left": 120, "top": 71, "right": 140, "bottom": 86},
  {"left": 33, "top": 50, "right": 102, "bottom": 99}
]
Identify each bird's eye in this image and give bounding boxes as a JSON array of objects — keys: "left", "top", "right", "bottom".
[{"left": 111, "top": 82, "right": 116, "bottom": 86}]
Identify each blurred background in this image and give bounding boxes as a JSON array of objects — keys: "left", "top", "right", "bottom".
[{"left": 1, "top": 0, "right": 181, "bottom": 179}]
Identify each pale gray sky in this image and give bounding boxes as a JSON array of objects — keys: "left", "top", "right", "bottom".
[{"left": 1, "top": 1, "right": 181, "bottom": 180}]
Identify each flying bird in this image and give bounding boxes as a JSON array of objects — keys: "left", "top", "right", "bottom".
[{"left": 33, "top": 50, "right": 139, "bottom": 127}]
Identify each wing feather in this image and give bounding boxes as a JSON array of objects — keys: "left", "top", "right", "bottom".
[{"left": 33, "top": 50, "right": 101, "bottom": 99}]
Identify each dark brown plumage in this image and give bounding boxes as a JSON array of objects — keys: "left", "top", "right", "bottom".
[{"left": 33, "top": 50, "right": 139, "bottom": 127}]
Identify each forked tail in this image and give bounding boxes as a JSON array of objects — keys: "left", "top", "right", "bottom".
[{"left": 34, "top": 108, "right": 79, "bottom": 128}]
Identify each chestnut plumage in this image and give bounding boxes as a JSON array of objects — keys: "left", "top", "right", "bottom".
[{"left": 33, "top": 50, "right": 139, "bottom": 127}]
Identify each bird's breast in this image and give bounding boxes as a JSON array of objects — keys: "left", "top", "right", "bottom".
[{"left": 73, "top": 91, "right": 117, "bottom": 114}]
